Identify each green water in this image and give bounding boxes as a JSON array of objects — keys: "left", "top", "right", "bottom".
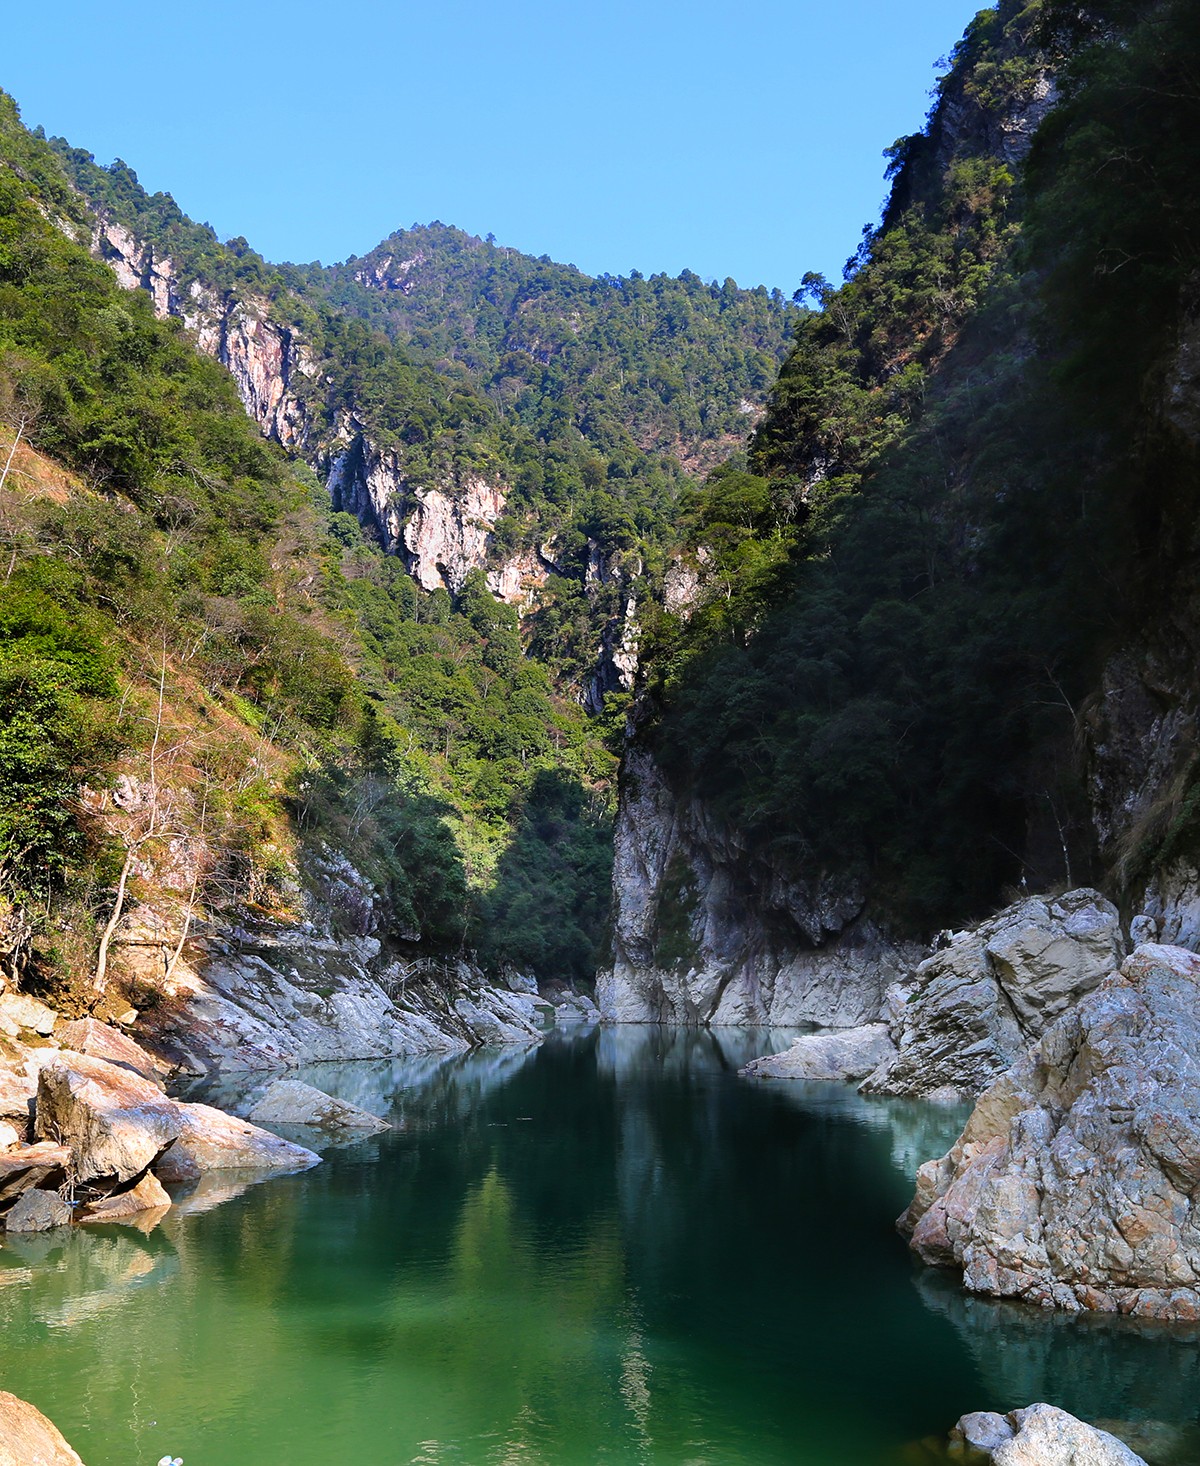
[{"left": 2, "top": 1026, "right": 1199, "bottom": 1466}]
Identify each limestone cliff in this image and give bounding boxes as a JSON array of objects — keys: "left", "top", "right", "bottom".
[{"left": 596, "top": 746, "right": 919, "bottom": 1027}]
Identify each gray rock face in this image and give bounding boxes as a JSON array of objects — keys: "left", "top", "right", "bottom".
[
  {"left": 4, "top": 1188, "right": 72, "bottom": 1233},
  {"left": 950, "top": 1405, "right": 1145, "bottom": 1465},
  {"left": 863, "top": 890, "right": 1124, "bottom": 1100},
  {"left": 0, "top": 1390, "right": 85, "bottom": 1466},
  {"left": 244, "top": 1079, "right": 389, "bottom": 1133},
  {"left": 739, "top": 1024, "right": 895, "bottom": 1082},
  {"left": 904, "top": 944, "right": 1200, "bottom": 1319},
  {"left": 597, "top": 746, "right": 917, "bottom": 1028},
  {"left": 128, "top": 906, "right": 542, "bottom": 1075}
]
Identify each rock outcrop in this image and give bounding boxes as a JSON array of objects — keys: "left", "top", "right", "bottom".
[
  {"left": 0, "top": 1390, "right": 85, "bottom": 1466},
  {"left": 863, "top": 890, "right": 1125, "bottom": 1099},
  {"left": 597, "top": 746, "right": 918, "bottom": 1028},
  {"left": 739, "top": 1024, "right": 895, "bottom": 1082},
  {"left": 116, "top": 899, "right": 543, "bottom": 1075},
  {"left": 950, "top": 1405, "right": 1145, "bottom": 1465},
  {"left": 904, "top": 943, "right": 1200, "bottom": 1319}
]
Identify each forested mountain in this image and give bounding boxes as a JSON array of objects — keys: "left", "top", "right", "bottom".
[{"left": 626, "top": 0, "right": 1200, "bottom": 950}]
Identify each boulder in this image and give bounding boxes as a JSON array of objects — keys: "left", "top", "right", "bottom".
[
  {"left": 0, "top": 1143, "right": 70, "bottom": 1204},
  {"left": 4, "top": 1188, "right": 72, "bottom": 1233},
  {"left": 167, "top": 1101, "right": 320, "bottom": 1175},
  {"left": 950, "top": 1405, "right": 1145, "bottom": 1464},
  {"left": 0, "top": 1389, "right": 85, "bottom": 1466},
  {"left": 79, "top": 1170, "right": 171, "bottom": 1225},
  {"left": 243, "top": 1079, "right": 388, "bottom": 1133},
  {"left": 864, "top": 889, "right": 1124, "bottom": 1099},
  {"left": 55, "top": 1019, "right": 163, "bottom": 1086},
  {"left": 904, "top": 944, "right": 1200, "bottom": 1318},
  {"left": 0, "top": 993, "right": 57, "bottom": 1037},
  {"left": 35, "top": 1054, "right": 180, "bottom": 1185},
  {"left": 739, "top": 1023, "right": 895, "bottom": 1082}
]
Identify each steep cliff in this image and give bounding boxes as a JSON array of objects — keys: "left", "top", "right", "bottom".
[{"left": 605, "top": 0, "right": 1200, "bottom": 1025}]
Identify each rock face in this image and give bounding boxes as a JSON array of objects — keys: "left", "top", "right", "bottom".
[
  {"left": 120, "top": 898, "right": 543, "bottom": 1075},
  {"left": 55, "top": 1019, "right": 163, "bottom": 1086},
  {"left": 863, "top": 890, "right": 1125, "bottom": 1099},
  {"left": 597, "top": 746, "right": 918, "bottom": 1028},
  {"left": 904, "top": 944, "right": 1200, "bottom": 1319},
  {"left": 243, "top": 1079, "right": 389, "bottom": 1133},
  {"left": 951, "top": 1405, "right": 1146, "bottom": 1465},
  {"left": 739, "top": 1024, "right": 895, "bottom": 1082},
  {"left": 0, "top": 1390, "right": 85, "bottom": 1466}
]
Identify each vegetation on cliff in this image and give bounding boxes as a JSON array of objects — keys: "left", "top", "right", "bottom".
[{"left": 640, "top": 0, "right": 1200, "bottom": 927}]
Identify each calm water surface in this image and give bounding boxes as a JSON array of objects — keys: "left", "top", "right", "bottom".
[{"left": 1, "top": 1025, "right": 1199, "bottom": 1465}]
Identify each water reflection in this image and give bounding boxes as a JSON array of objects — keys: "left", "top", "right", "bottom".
[{"left": 0, "top": 1027, "right": 1197, "bottom": 1465}]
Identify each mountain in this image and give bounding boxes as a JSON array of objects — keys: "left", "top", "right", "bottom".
[{"left": 600, "top": 0, "right": 1200, "bottom": 1023}]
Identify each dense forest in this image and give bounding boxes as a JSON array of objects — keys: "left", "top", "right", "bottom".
[
  {"left": 0, "top": 90, "right": 797, "bottom": 997},
  {"left": 638, "top": 0, "right": 1200, "bottom": 930}
]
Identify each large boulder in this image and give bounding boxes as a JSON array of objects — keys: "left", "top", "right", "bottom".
[
  {"left": 243, "top": 1079, "right": 388, "bottom": 1133},
  {"left": 950, "top": 1405, "right": 1145, "bottom": 1464},
  {"left": 0, "top": 1390, "right": 85, "bottom": 1466},
  {"left": 739, "top": 1023, "right": 895, "bottom": 1082},
  {"left": 35, "top": 1054, "right": 180, "bottom": 1185},
  {"left": 863, "top": 890, "right": 1124, "bottom": 1099},
  {"left": 55, "top": 1019, "right": 163, "bottom": 1086},
  {"left": 904, "top": 944, "right": 1200, "bottom": 1318},
  {"left": 164, "top": 1102, "right": 320, "bottom": 1176}
]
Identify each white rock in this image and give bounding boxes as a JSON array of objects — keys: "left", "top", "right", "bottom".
[
  {"left": 740, "top": 1024, "right": 895, "bottom": 1082},
  {"left": 244, "top": 1080, "right": 388, "bottom": 1133}
]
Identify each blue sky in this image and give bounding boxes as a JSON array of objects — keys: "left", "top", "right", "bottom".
[{"left": 6, "top": 0, "right": 985, "bottom": 293}]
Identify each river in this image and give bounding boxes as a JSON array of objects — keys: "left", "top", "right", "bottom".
[{"left": 1, "top": 1025, "right": 1198, "bottom": 1464}]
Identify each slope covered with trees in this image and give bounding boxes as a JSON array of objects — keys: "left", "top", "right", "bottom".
[
  {"left": 0, "top": 97, "right": 614, "bottom": 991},
  {"left": 636, "top": 0, "right": 1200, "bottom": 930}
]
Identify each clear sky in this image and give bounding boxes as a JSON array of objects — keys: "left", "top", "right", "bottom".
[{"left": 5, "top": 0, "right": 985, "bottom": 295}]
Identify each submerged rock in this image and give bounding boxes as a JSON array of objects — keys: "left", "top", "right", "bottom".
[
  {"left": 4, "top": 1188, "right": 72, "bottom": 1233},
  {"left": 244, "top": 1079, "right": 388, "bottom": 1133},
  {"left": 0, "top": 1389, "right": 85, "bottom": 1465},
  {"left": 35, "top": 1054, "right": 180, "bottom": 1185},
  {"left": 949, "top": 1404, "right": 1145, "bottom": 1464},
  {"left": 904, "top": 944, "right": 1200, "bottom": 1318},
  {"left": 864, "top": 889, "right": 1124, "bottom": 1099},
  {"left": 739, "top": 1023, "right": 895, "bottom": 1082}
]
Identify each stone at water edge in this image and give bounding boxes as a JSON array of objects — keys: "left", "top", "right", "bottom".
[
  {"left": 0, "top": 1389, "right": 86, "bottom": 1466},
  {"left": 79, "top": 1169, "right": 171, "bottom": 1224},
  {"left": 4, "top": 1187, "right": 72, "bottom": 1232},
  {"left": 166, "top": 1101, "right": 321, "bottom": 1175},
  {"left": 0, "top": 1143, "right": 71, "bottom": 1204},
  {"left": 35, "top": 1053, "right": 180, "bottom": 1185},
  {"left": 950, "top": 1404, "right": 1146, "bottom": 1464},
  {"left": 243, "top": 1079, "right": 388, "bottom": 1133},
  {"left": 903, "top": 944, "right": 1200, "bottom": 1319},
  {"left": 863, "top": 888, "right": 1125, "bottom": 1100},
  {"left": 739, "top": 1023, "right": 895, "bottom": 1082}
]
